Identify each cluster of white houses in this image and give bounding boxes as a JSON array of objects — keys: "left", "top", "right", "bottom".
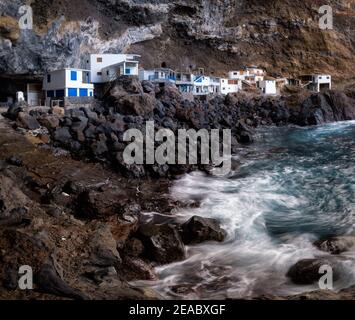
[{"left": 8, "top": 53, "right": 332, "bottom": 107}]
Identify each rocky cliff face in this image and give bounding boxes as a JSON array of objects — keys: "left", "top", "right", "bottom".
[{"left": 0, "top": 0, "right": 354, "bottom": 86}]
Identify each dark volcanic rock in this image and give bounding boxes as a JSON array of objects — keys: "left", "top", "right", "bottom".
[
  {"left": 115, "top": 93, "right": 156, "bottom": 116},
  {"left": 75, "top": 188, "right": 128, "bottom": 218},
  {"left": 314, "top": 236, "right": 355, "bottom": 255},
  {"left": 287, "top": 259, "right": 340, "bottom": 285},
  {"left": 53, "top": 127, "right": 72, "bottom": 144},
  {"left": 295, "top": 91, "right": 355, "bottom": 126},
  {"left": 16, "top": 112, "right": 40, "bottom": 130},
  {"left": 6, "top": 156, "right": 23, "bottom": 167},
  {"left": 35, "top": 264, "right": 88, "bottom": 300},
  {"left": 138, "top": 223, "right": 185, "bottom": 264},
  {"left": 3, "top": 101, "right": 26, "bottom": 120},
  {"left": 180, "top": 216, "right": 227, "bottom": 245},
  {"left": 38, "top": 114, "right": 60, "bottom": 131},
  {"left": 89, "top": 224, "right": 122, "bottom": 268}
]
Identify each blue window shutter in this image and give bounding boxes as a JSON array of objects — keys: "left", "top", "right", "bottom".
[
  {"left": 47, "top": 74, "right": 51, "bottom": 83},
  {"left": 90, "top": 91, "right": 93, "bottom": 97},
  {"left": 47, "top": 90, "right": 54, "bottom": 98},
  {"left": 68, "top": 88, "right": 77, "bottom": 97},
  {"left": 125, "top": 69, "right": 131, "bottom": 75},
  {"left": 79, "top": 88, "right": 88, "bottom": 97},
  {"left": 71, "top": 71, "right": 77, "bottom": 81}
]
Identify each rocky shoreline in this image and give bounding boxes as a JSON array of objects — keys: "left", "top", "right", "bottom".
[{"left": 1, "top": 79, "right": 355, "bottom": 300}]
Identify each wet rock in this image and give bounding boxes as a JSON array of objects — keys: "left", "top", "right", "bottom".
[
  {"left": 123, "top": 237, "right": 144, "bottom": 257},
  {"left": 138, "top": 223, "right": 185, "bottom": 264},
  {"left": 314, "top": 236, "right": 355, "bottom": 255},
  {"left": 16, "top": 112, "right": 40, "bottom": 130},
  {"left": 287, "top": 258, "right": 340, "bottom": 285},
  {"left": 235, "top": 121, "right": 254, "bottom": 144},
  {"left": 4, "top": 101, "right": 26, "bottom": 120},
  {"left": 121, "top": 256, "right": 156, "bottom": 281},
  {"left": 35, "top": 264, "right": 89, "bottom": 300},
  {"left": 180, "top": 216, "right": 227, "bottom": 245}
]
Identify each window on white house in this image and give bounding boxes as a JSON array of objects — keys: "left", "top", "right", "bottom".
[{"left": 97, "top": 57, "right": 103, "bottom": 63}]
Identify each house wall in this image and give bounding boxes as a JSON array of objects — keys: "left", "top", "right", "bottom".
[
  {"left": 87, "top": 54, "right": 139, "bottom": 83},
  {"left": 43, "top": 70, "right": 66, "bottom": 91},
  {"left": 139, "top": 69, "right": 155, "bottom": 81},
  {"left": 258, "top": 80, "right": 277, "bottom": 95},
  {"left": 64, "top": 70, "right": 93, "bottom": 91},
  {"left": 43, "top": 69, "right": 94, "bottom": 99},
  {"left": 220, "top": 79, "right": 240, "bottom": 95}
]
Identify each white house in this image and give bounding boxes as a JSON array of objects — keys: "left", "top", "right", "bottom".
[
  {"left": 257, "top": 77, "right": 277, "bottom": 95},
  {"left": 86, "top": 54, "right": 141, "bottom": 84},
  {"left": 229, "top": 67, "right": 265, "bottom": 84},
  {"left": 209, "top": 77, "right": 221, "bottom": 94},
  {"left": 193, "top": 75, "right": 211, "bottom": 95},
  {"left": 139, "top": 68, "right": 176, "bottom": 83},
  {"left": 220, "top": 78, "right": 241, "bottom": 95},
  {"left": 175, "top": 71, "right": 194, "bottom": 93},
  {"left": 310, "top": 74, "right": 332, "bottom": 92},
  {"left": 245, "top": 66, "right": 265, "bottom": 77},
  {"left": 42, "top": 68, "right": 94, "bottom": 100}
]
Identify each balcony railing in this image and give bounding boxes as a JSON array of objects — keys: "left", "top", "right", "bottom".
[{"left": 148, "top": 75, "right": 176, "bottom": 81}]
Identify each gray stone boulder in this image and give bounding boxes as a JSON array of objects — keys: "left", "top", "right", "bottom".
[
  {"left": 16, "top": 112, "right": 40, "bottom": 130},
  {"left": 180, "top": 216, "right": 227, "bottom": 245},
  {"left": 314, "top": 236, "right": 355, "bottom": 255},
  {"left": 138, "top": 223, "right": 185, "bottom": 264},
  {"left": 53, "top": 127, "right": 72, "bottom": 144},
  {"left": 287, "top": 258, "right": 340, "bottom": 285}
]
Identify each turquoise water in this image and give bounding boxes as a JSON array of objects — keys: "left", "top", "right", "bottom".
[{"left": 138, "top": 121, "right": 355, "bottom": 299}]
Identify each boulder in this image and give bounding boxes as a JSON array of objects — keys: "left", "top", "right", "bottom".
[
  {"left": 138, "top": 223, "right": 185, "bottom": 264},
  {"left": 38, "top": 114, "right": 60, "bottom": 131},
  {"left": 16, "top": 112, "right": 40, "bottom": 130},
  {"left": 89, "top": 224, "right": 122, "bottom": 268},
  {"left": 123, "top": 237, "right": 144, "bottom": 257},
  {"left": 115, "top": 93, "right": 156, "bottom": 117},
  {"left": 314, "top": 236, "right": 355, "bottom": 255},
  {"left": 287, "top": 258, "right": 340, "bottom": 285},
  {"left": 121, "top": 256, "right": 156, "bottom": 281},
  {"left": 53, "top": 127, "right": 72, "bottom": 144},
  {"left": 36, "top": 264, "right": 88, "bottom": 300},
  {"left": 180, "top": 216, "right": 227, "bottom": 245},
  {"left": 70, "top": 116, "right": 88, "bottom": 142},
  {"left": 52, "top": 106, "right": 65, "bottom": 116},
  {"left": 75, "top": 188, "right": 129, "bottom": 218},
  {"left": 4, "top": 101, "right": 26, "bottom": 120},
  {"left": 141, "top": 80, "right": 156, "bottom": 94}
]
